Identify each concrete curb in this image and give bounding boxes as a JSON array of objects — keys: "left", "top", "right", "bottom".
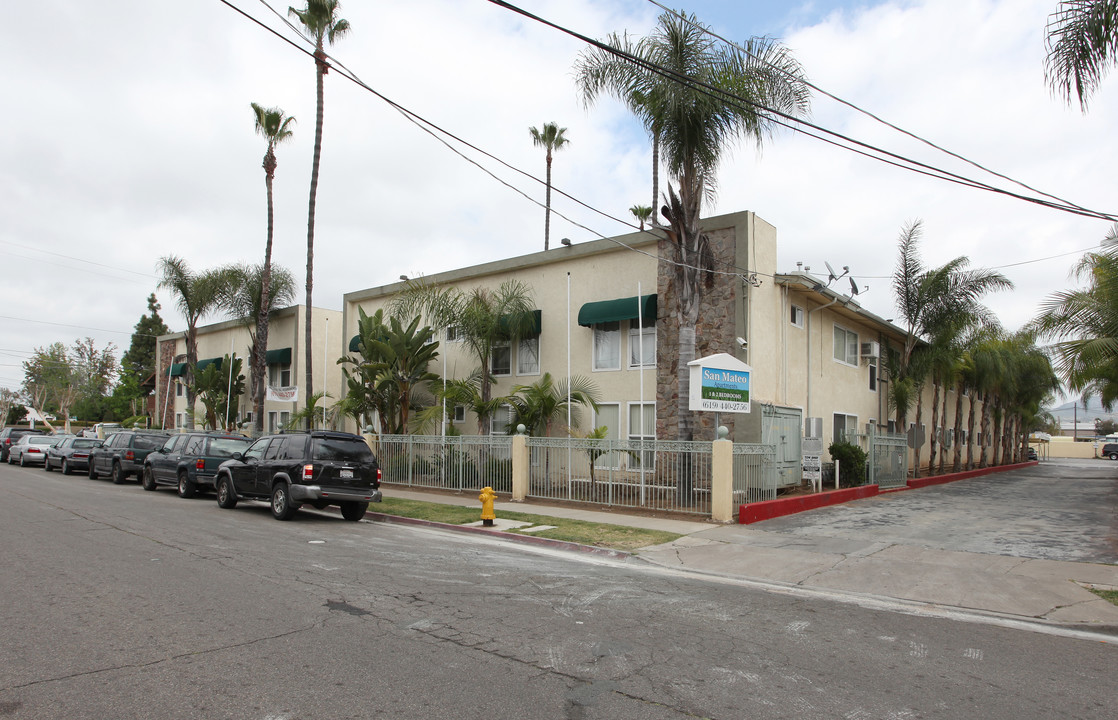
[
  {"left": 364, "top": 511, "right": 633, "bottom": 560},
  {"left": 739, "top": 461, "right": 1040, "bottom": 524}
]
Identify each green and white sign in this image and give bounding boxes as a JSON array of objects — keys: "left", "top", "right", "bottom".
[{"left": 688, "top": 353, "right": 752, "bottom": 414}]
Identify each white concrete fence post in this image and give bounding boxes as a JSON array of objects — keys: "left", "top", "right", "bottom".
[
  {"left": 711, "top": 426, "right": 734, "bottom": 523},
  {"left": 511, "top": 425, "right": 528, "bottom": 502}
]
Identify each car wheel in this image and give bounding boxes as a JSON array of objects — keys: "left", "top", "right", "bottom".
[
  {"left": 270, "top": 483, "right": 298, "bottom": 521},
  {"left": 88, "top": 461, "right": 99, "bottom": 479},
  {"left": 216, "top": 475, "right": 238, "bottom": 509},
  {"left": 141, "top": 466, "right": 156, "bottom": 491},
  {"left": 19, "top": 453, "right": 28, "bottom": 467},
  {"left": 62, "top": 459, "right": 71, "bottom": 475},
  {"left": 177, "top": 471, "right": 198, "bottom": 499},
  {"left": 1110, "top": 453, "right": 1118, "bottom": 461},
  {"left": 340, "top": 501, "right": 368, "bottom": 522},
  {"left": 111, "top": 461, "right": 125, "bottom": 485}
]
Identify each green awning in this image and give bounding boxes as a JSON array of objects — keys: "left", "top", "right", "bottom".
[
  {"left": 265, "top": 347, "right": 292, "bottom": 365},
  {"left": 196, "top": 357, "right": 223, "bottom": 371},
  {"left": 349, "top": 334, "right": 362, "bottom": 352},
  {"left": 165, "top": 363, "right": 186, "bottom": 377},
  {"left": 578, "top": 294, "right": 657, "bottom": 327},
  {"left": 498, "top": 309, "right": 542, "bottom": 337}
]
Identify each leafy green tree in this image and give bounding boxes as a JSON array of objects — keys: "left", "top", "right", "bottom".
[
  {"left": 157, "top": 256, "right": 226, "bottom": 430},
  {"left": 1096, "top": 418, "right": 1118, "bottom": 435},
  {"left": 528, "top": 122, "right": 569, "bottom": 250},
  {"left": 1, "top": 388, "right": 23, "bottom": 428},
  {"left": 119, "top": 293, "right": 170, "bottom": 384},
  {"left": 289, "top": 0, "right": 351, "bottom": 426},
  {"left": 1045, "top": 0, "right": 1118, "bottom": 109},
  {"left": 251, "top": 102, "right": 296, "bottom": 433},
  {"left": 575, "top": 10, "right": 810, "bottom": 441},
  {"left": 22, "top": 343, "right": 68, "bottom": 432},
  {"left": 629, "top": 204, "right": 653, "bottom": 230},
  {"left": 189, "top": 355, "right": 246, "bottom": 431}
]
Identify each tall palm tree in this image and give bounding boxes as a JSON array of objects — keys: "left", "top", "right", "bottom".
[
  {"left": 1045, "top": 0, "right": 1118, "bottom": 109},
  {"left": 1031, "top": 225, "right": 1118, "bottom": 406},
  {"left": 529, "top": 123, "right": 569, "bottom": 251},
  {"left": 575, "top": 10, "right": 810, "bottom": 442},
  {"left": 505, "top": 372, "right": 601, "bottom": 437},
  {"left": 157, "top": 257, "right": 225, "bottom": 430},
  {"left": 250, "top": 102, "right": 295, "bottom": 433},
  {"left": 289, "top": 0, "right": 350, "bottom": 429},
  {"left": 630, "top": 204, "right": 653, "bottom": 230}
]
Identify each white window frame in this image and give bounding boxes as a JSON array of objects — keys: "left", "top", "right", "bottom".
[
  {"left": 627, "top": 401, "right": 655, "bottom": 471},
  {"left": 490, "top": 342, "right": 511, "bottom": 377},
  {"left": 790, "top": 304, "right": 805, "bottom": 328},
  {"left": 176, "top": 381, "right": 184, "bottom": 398},
  {"left": 592, "top": 403, "right": 621, "bottom": 470},
  {"left": 868, "top": 356, "right": 878, "bottom": 392},
  {"left": 268, "top": 411, "right": 278, "bottom": 434},
  {"left": 279, "top": 411, "right": 290, "bottom": 430},
  {"left": 832, "top": 412, "right": 858, "bottom": 443},
  {"left": 833, "top": 324, "right": 859, "bottom": 367},
  {"left": 517, "top": 336, "right": 540, "bottom": 376},
  {"left": 269, "top": 363, "right": 292, "bottom": 387},
  {"left": 452, "top": 405, "right": 465, "bottom": 423},
  {"left": 445, "top": 325, "right": 463, "bottom": 342},
  {"left": 592, "top": 321, "right": 621, "bottom": 372},
  {"left": 489, "top": 404, "right": 514, "bottom": 435},
  {"left": 628, "top": 318, "right": 656, "bottom": 369},
  {"left": 175, "top": 412, "right": 185, "bottom": 429}
]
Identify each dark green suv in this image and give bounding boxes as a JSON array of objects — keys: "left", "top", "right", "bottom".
[
  {"left": 214, "top": 431, "right": 382, "bottom": 521},
  {"left": 88, "top": 430, "right": 169, "bottom": 484}
]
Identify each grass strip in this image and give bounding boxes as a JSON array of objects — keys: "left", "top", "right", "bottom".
[
  {"left": 376, "top": 496, "right": 682, "bottom": 552},
  {"left": 1088, "top": 588, "right": 1118, "bottom": 606}
]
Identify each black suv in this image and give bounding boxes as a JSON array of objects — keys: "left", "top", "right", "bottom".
[
  {"left": 0, "top": 427, "right": 45, "bottom": 463},
  {"left": 1102, "top": 443, "right": 1118, "bottom": 460},
  {"left": 88, "top": 430, "right": 169, "bottom": 484},
  {"left": 143, "top": 432, "right": 253, "bottom": 498},
  {"left": 214, "top": 431, "right": 382, "bottom": 521}
]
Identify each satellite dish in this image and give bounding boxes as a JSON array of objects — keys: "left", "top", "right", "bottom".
[
  {"left": 849, "top": 276, "right": 860, "bottom": 296},
  {"left": 824, "top": 261, "right": 838, "bottom": 283}
]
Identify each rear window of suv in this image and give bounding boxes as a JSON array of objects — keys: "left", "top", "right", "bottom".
[
  {"left": 133, "top": 435, "right": 165, "bottom": 450},
  {"left": 312, "top": 437, "right": 374, "bottom": 462},
  {"left": 208, "top": 437, "right": 252, "bottom": 458}
]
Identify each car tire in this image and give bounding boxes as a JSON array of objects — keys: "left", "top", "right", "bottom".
[
  {"left": 340, "top": 501, "right": 368, "bottom": 522},
  {"left": 111, "top": 461, "right": 125, "bottom": 485},
  {"left": 142, "top": 466, "right": 156, "bottom": 491},
  {"left": 44, "top": 457, "right": 53, "bottom": 472},
  {"left": 62, "top": 459, "right": 71, "bottom": 475},
  {"left": 178, "top": 471, "right": 197, "bottom": 499},
  {"left": 88, "top": 461, "right": 99, "bottom": 479},
  {"left": 1110, "top": 453, "right": 1117, "bottom": 461},
  {"left": 216, "top": 475, "right": 238, "bottom": 509},
  {"left": 19, "top": 453, "right": 27, "bottom": 467},
  {"left": 270, "top": 482, "right": 298, "bottom": 521}
]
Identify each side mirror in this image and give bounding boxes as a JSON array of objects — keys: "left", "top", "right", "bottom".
[{"left": 231, "top": 452, "right": 244, "bottom": 462}]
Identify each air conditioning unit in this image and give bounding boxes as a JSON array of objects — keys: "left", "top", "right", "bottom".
[{"left": 860, "top": 341, "right": 880, "bottom": 359}]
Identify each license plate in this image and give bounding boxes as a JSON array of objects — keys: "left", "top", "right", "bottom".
[{"left": 339, "top": 469, "right": 353, "bottom": 479}]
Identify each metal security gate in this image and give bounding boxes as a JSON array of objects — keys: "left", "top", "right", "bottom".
[
  {"left": 867, "top": 428, "right": 907, "bottom": 489},
  {"left": 761, "top": 404, "right": 802, "bottom": 489}
]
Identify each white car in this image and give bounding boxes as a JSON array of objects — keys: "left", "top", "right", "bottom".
[{"left": 8, "top": 434, "right": 66, "bottom": 467}]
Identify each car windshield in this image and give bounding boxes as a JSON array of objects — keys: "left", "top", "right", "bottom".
[
  {"left": 312, "top": 437, "right": 374, "bottom": 462},
  {"left": 208, "top": 437, "right": 251, "bottom": 458},
  {"left": 73, "top": 439, "right": 100, "bottom": 448}
]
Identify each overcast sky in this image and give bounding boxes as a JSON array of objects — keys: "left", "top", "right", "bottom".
[{"left": 2, "top": 0, "right": 1115, "bottom": 395}]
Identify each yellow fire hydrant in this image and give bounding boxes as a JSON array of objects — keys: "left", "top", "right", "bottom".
[{"left": 478, "top": 486, "right": 497, "bottom": 527}]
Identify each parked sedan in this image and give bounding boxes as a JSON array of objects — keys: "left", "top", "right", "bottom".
[
  {"left": 8, "top": 434, "right": 67, "bottom": 467},
  {"left": 143, "top": 432, "right": 252, "bottom": 497},
  {"left": 45, "top": 436, "right": 103, "bottom": 474},
  {"left": 0, "top": 427, "right": 45, "bottom": 463}
]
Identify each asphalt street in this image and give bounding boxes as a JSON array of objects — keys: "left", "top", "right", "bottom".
[{"left": 0, "top": 462, "right": 1115, "bottom": 719}]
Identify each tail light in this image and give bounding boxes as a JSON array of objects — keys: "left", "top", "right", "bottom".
[
  {"left": 196, "top": 459, "right": 205, "bottom": 470},
  {"left": 29, "top": 448, "right": 41, "bottom": 454},
  {"left": 303, "top": 464, "right": 314, "bottom": 481},
  {"left": 377, "top": 468, "right": 382, "bottom": 480},
  {"left": 125, "top": 450, "right": 135, "bottom": 461}
]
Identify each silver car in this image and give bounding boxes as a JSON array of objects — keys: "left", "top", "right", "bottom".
[{"left": 8, "top": 434, "right": 67, "bottom": 467}]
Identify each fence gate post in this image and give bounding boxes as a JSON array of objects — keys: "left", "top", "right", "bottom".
[
  {"left": 711, "top": 430, "right": 734, "bottom": 523},
  {"left": 511, "top": 428, "right": 528, "bottom": 502}
]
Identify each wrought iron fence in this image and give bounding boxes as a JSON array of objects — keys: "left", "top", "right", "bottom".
[
  {"left": 375, "top": 434, "right": 514, "bottom": 493},
  {"left": 849, "top": 430, "right": 908, "bottom": 489},
  {"left": 732, "top": 444, "right": 779, "bottom": 503}
]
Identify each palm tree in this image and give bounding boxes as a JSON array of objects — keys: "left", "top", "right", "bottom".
[
  {"left": 505, "top": 372, "right": 601, "bottom": 437},
  {"left": 630, "top": 204, "right": 653, "bottom": 230},
  {"left": 363, "top": 314, "right": 440, "bottom": 434},
  {"left": 289, "top": 0, "right": 351, "bottom": 428},
  {"left": 1045, "top": 1, "right": 1118, "bottom": 110},
  {"left": 218, "top": 262, "right": 297, "bottom": 429},
  {"left": 157, "top": 257, "right": 225, "bottom": 430},
  {"left": 529, "top": 123, "right": 569, "bottom": 251},
  {"left": 1031, "top": 225, "right": 1118, "bottom": 406},
  {"left": 250, "top": 102, "right": 295, "bottom": 433},
  {"left": 575, "top": 10, "right": 810, "bottom": 442}
]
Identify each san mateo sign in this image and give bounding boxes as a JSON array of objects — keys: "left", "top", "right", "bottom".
[{"left": 687, "top": 353, "right": 751, "bottom": 414}]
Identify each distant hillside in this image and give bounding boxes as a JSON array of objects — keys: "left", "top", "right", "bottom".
[{"left": 1047, "top": 396, "right": 1118, "bottom": 422}]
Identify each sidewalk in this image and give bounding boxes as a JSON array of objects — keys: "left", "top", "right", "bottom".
[{"left": 379, "top": 486, "right": 1118, "bottom": 632}]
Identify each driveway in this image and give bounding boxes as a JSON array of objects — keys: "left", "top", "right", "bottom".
[{"left": 752, "top": 458, "right": 1118, "bottom": 564}]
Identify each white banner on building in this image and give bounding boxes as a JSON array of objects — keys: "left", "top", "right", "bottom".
[{"left": 266, "top": 385, "right": 299, "bottom": 402}]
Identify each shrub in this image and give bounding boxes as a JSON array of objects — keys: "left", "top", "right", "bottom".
[{"left": 828, "top": 440, "right": 867, "bottom": 487}]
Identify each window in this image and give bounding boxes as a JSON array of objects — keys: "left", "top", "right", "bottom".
[
  {"left": 593, "top": 321, "right": 621, "bottom": 371},
  {"left": 279, "top": 411, "right": 290, "bottom": 430},
  {"left": 489, "top": 405, "right": 514, "bottom": 435},
  {"left": 833, "top": 413, "right": 858, "bottom": 443},
  {"left": 868, "top": 356, "right": 878, "bottom": 392},
  {"left": 833, "top": 325, "right": 858, "bottom": 366},
  {"left": 445, "top": 325, "right": 463, "bottom": 342},
  {"left": 268, "top": 411, "right": 278, "bottom": 434},
  {"left": 628, "top": 318, "right": 656, "bottom": 368},
  {"left": 491, "top": 342, "right": 511, "bottom": 377},
  {"left": 628, "top": 402, "right": 655, "bottom": 470},
  {"left": 887, "top": 419, "right": 897, "bottom": 434},
  {"left": 452, "top": 405, "right": 465, "bottom": 423},
  {"left": 176, "top": 381, "right": 184, "bottom": 398},
  {"left": 593, "top": 404, "right": 621, "bottom": 469},
  {"left": 243, "top": 411, "right": 253, "bottom": 425},
  {"left": 517, "top": 336, "right": 539, "bottom": 375},
  {"left": 175, "top": 413, "right": 185, "bottom": 429},
  {"left": 269, "top": 363, "right": 292, "bottom": 387},
  {"left": 313, "top": 437, "right": 374, "bottom": 462},
  {"left": 243, "top": 438, "right": 269, "bottom": 462},
  {"left": 790, "top": 305, "right": 804, "bottom": 328}
]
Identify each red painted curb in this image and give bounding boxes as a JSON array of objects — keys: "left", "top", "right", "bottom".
[{"left": 738, "top": 461, "right": 1037, "bottom": 524}]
